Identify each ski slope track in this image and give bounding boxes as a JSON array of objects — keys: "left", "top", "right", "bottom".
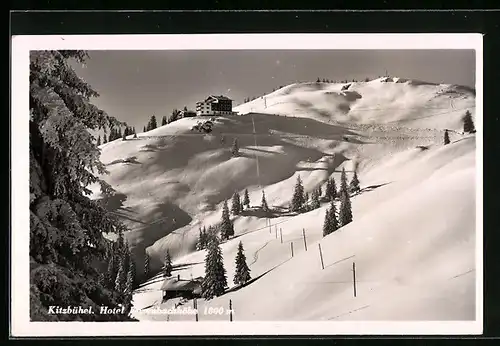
[{"left": 90, "top": 77, "right": 477, "bottom": 321}]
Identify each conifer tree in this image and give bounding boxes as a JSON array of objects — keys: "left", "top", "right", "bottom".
[
  {"left": 339, "top": 188, "right": 353, "bottom": 227},
  {"left": 122, "top": 130, "right": 127, "bottom": 141},
  {"left": 163, "top": 250, "right": 173, "bottom": 278},
  {"left": 133, "top": 127, "right": 137, "bottom": 138},
  {"left": 161, "top": 115, "right": 167, "bottom": 126},
  {"left": 197, "top": 227, "right": 204, "bottom": 250},
  {"left": 463, "top": 110, "right": 476, "bottom": 134},
  {"left": 202, "top": 226, "right": 208, "bottom": 248},
  {"left": 233, "top": 241, "right": 251, "bottom": 285},
  {"left": 97, "top": 135, "right": 101, "bottom": 146},
  {"left": 106, "top": 254, "right": 117, "bottom": 289},
  {"left": 261, "top": 190, "right": 269, "bottom": 212},
  {"left": 201, "top": 236, "right": 227, "bottom": 300},
  {"left": 318, "top": 184, "right": 322, "bottom": 198},
  {"left": 291, "top": 175, "right": 305, "bottom": 212},
  {"left": 311, "top": 188, "right": 321, "bottom": 209},
  {"left": 143, "top": 125, "right": 146, "bottom": 133},
  {"left": 325, "top": 176, "right": 337, "bottom": 201},
  {"left": 124, "top": 259, "right": 134, "bottom": 310},
  {"left": 305, "top": 191, "right": 309, "bottom": 203},
  {"left": 220, "top": 200, "right": 234, "bottom": 240},
  {"left": 151, "top": 115, "right": 158, "bottom": 130},
  {"left": 114, "top": 257, "right": 126, "bottom": 294},
  {"left": 243, "top": 188, "right": 250, "bottom": 208},
  {"left": 340, "top": 168, "right": 348, "bottom": 196},
  {"left": 349, "top": 171, "right": 361, "bottom": 193},
  {"left": 144, "top": 253, "right": 150, "bottom": 278},
  {"left": 231, "top": 138, "right": 240, "bottom": 157},
  {"left": 103, "top": 135, "right": 107, "bottom": 144},
  {"left": 118, "top": 127, "right": 122, "bottom": 139},
  {"left": 444, "top": 130, "right": 450, "bottom": 145},
  {"left": 323, "top": 200, "right": 338, "bottom": 237},
  {"left": 231, "top": 192, "right": 241, "bottom": 215}
]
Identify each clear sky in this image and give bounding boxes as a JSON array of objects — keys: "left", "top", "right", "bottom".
[{"left": 73, "top": 50, "right": 475, "bottom": 132}]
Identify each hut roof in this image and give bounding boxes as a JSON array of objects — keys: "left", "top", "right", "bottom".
[{"left": 161, "top": 277, "right": 202, "bottom": 294}]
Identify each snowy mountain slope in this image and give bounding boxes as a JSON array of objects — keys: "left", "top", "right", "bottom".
[
  {"left": 91, "top": 77, "right": 477, "bottom": 321},
  {"left": 132, "top": 136, "right": 475, "bottom": 321}
]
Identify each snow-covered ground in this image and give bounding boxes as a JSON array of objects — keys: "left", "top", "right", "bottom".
[{"left": 91, "top": 77, "right": 477, "bottom": 322}]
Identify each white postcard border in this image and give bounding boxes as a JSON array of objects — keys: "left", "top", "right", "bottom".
[{"left": 11, "top": 33, "right": 483, "bottom": 337}]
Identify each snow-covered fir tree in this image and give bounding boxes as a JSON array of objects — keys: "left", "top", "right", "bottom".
[
  {"left": 444, "top": 130, "right": 450, "bottom": 145},
  {"left": 233, "top": 241, "right": 251, "bottom": 286},
  {"left": 349, "top": 171, "right": 361, "bottom": 193},
  {"left": 28, "top": 50, "right": 134, "bottom": 321},
  {"left": 340, "top": 167, "right": 349, "bottom": 196},
  {"left": 231, "top": 192, "right": 241, "bottom": 215},
  {"left": 323, "top": 200, "right": 338, "bottom": 237},
  {"left": 124, "top": 259, "right": 134, "bottom": 312},
  {"left": 231, "top": 138, "right": 240, "bottom": 157},
  {"left": 325, "top": 176, "right": 337, "bottom": 201},
  {"left": 114, "top": 257, "right": 126, "bottom": 294},
  {"left": 163, "top": 250, "right": 173, "bottom": 278},
  {"left": 291, "top": 175, "right": 306, "bottom": 212},
  {"left": 311, "top": 188, "right": 321, "bottom": 209},
  {"left": 201, "top": 236, "right": 227, "bottom": 299},
  {"left": 106, "top": 254, "right": 117, "bottom": 289},
  {"left": 339, "top": 188, "right": 353, "bottom": 227},
  {"left": 463, "top": 110, "right": 476, "bottom": 134},
  {"left": 261, "top": 190, "right": 269, "bottom": 212},
  {"left": 197, "top": 227, "right": 204, "bottom": 250},
  {"left": 220, "top": 200, "right": 234, "bottom": 240},
  {"left": 243, "top": 188, "right": 250, "bottom": 208}
]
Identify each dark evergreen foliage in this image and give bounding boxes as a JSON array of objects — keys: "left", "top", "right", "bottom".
[
  {"left": 291, "top": 175, "right": 305, "bottom": 212},
  {"left": 29, "top": 50, "right": 133, "bottom": 321},
  {"left": 163, "top": 250, "right": 173, "bottom": 278},
  {"left": 243, "top": 189, "right": 250, "bottom": 208},
  {"left": 323, "top": 200, "right": 338, "bottom": 237},
  {"left": 311, "top": 188, "right": 321, "bottom": 209},
  {"left": 462, "top": 110, "right": 476, "bottom": 134},
  {"left": 233, "top": 241, "right": 251, "bottom": 285},
  {"left": 340, "top": 168, "right": 348, "bottom": 196},
  {"left": 220, "top": 200, "right": 234, "bottom": 240},
  {"left": 261, "top": 190, "right": 269, "bottom": 212},
  {"left": 339, "top": 188, "right": 353, "bottom": 227},
  {"left": 349, "top": 171, "right": 361, "bottom": 193},
  {"left": 231, "top": 192, "right": 242, "bottom": 215},
  {"left": 201, "top": 236, "right": 227, "bottom": 300},
  {"left": 444, "top": 130, "right": 450, "bottom": 145},
  {"left": 325, "top": 176, "right": 337, "bottom": 201}
]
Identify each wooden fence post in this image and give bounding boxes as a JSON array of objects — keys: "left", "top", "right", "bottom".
[
  {"left": 302, "top": 228, "right": 307, "bottom": 251},
  {"left": 229, "top": 299, "right": 233, "bottom": 322},
  {"left": 194, "top": 298, "right": 198, "bottom": 321},
  {"left": 318, "top": 243, "right": 324, "bottom": 270},
  {"left": 353, "top": 262, "right": 357, "bottom": 297}
]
